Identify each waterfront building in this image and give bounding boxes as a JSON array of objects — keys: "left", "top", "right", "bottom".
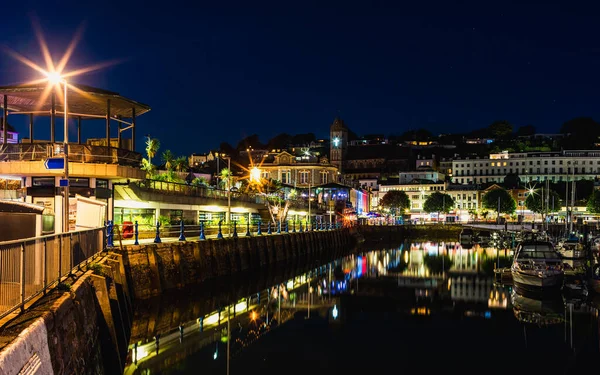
[
  {"left": 452, "top": 150, "right": 600, "bottom": 185},
  {"left": 0, "top": 84, "right": 149, "bottom": 233}
]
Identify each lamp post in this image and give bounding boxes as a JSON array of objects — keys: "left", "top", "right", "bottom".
[{"left": 48, "top": 72, "right": 69, "bottom": 233}]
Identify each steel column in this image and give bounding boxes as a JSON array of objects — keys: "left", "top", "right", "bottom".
[
  {"left": 29, "top": 114, "right": 34, "bottom": 143},
  {"left": 50, "top": 92, "right": 55, "bottom": 143},
  {"left": 77, "top": 116, "right": 81, "bottom": 144},
  {"left": 2, "top": 95, "right": 7, "bottom": 145},
  {"left": 131, "top": 107, "right": 136, "bottom": 151},
  {"left": 106, "top": 99, "right": 111, "bottom": 148}
]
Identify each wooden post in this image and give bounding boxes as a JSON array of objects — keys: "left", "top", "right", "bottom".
[
  {"left": 2, "top": 95, "right": 7, "bottom": 145},
  {"left": 29, "top": 114, "right": 34, "bottom": 143},
  {"left": 77, "top": 116, "right": 81, "bottom": 144},
  {"left": 106, "top": 99, "right": 111, "bottom": 148},
  {"left": 51, "top": 92, "right": 56, "bottom": 143},
  {"left": 131, "top": 107, "right": 136, "bottom": 151}
]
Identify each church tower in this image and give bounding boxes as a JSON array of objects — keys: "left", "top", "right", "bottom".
[{"left": 329, "top": 116, "right": 348, "bottom": 173}]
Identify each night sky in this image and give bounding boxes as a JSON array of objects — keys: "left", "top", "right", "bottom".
[{"left": 1, "top": 1, "right": 600, "bottom": 155}]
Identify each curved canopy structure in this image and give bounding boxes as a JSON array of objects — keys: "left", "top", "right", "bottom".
[{"left": 0, "top": 83, "right": 150, "bottom": 118}]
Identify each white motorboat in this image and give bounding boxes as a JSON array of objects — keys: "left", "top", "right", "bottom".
[
  {"left": 556, "top": 234, "right": 585, "bottom": 259},
  {"left": 510, "top": 240, "right": 564, "bottom": 292}
]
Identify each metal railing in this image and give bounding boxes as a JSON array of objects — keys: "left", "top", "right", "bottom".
[
  {"left": 0, "top": 227, "right": 105, "bottom": 319},
  {"left": 0, "top": 143, "right": 142, "bottom": 167},
  {"left": 135, "top": 180, "right": 267, "bottom": 204},
  {"left": 110, "top": 219, "right": 345, "bottom": 244}
]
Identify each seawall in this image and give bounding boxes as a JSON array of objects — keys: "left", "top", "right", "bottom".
[
  {"left": 118, "top": 229, "right": 354, "bottom": 300},
  {"left": 0, "top": 255, "right": 132, "bottom": 375}
]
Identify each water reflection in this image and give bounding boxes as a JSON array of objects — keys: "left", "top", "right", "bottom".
[{"left": 124, "top": 241, "right": 600, "bottom": 375}]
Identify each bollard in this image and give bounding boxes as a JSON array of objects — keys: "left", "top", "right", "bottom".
[
  {"left": 267, "top": 221, "right": 272, "bottom": 235},
  {"left": 292, "top": 220, "right": 296, "bottom": 233},
  {"left": 312, "top": 220, "right": 316, "bottom": 231},
  {"left": 106, "top": 220, "right": 114, "bottom": 248},
  {"left": 154, "top": 221, "right": 162, "bottom": 243},
  {"left": 200, "top": 221, "right": 206, "bottom": 240},
  {"left": 198, "top": 317, "right": 204, "bottom": 332},
  {"left": 217, "top": 220, "right": 224, "bottom": 239},
  {"left": 134, "top": 221, "right": 139, "bottom": 245},
  {"left": 233, "top": 221, "right": 238, "bottom": 238},
  {"left": 285, "top": 220, "right": 289, "bottom": 233},
  {"left": 246, "top": 220, "right": 251, "bottom": 237},
  {"left": 299, "top": 222, "right": 303, "bottom": 232},
  {"left": 277, "top": 221, "right": 281, "bottom": 234},
  {"left": 179, "top": 220, "right": 186, "bottom": 241},
  {"left": 257, "top": 220, "right": 262, "bottom": 236}
]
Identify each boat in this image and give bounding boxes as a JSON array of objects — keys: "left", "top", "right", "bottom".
[
  {"left": 459, "top": 228, "right": 473, "bottom": 246},
  {"left": 556, "top": 233, "right": 585, "bottom": 259},
  {"left": 510, "top": 240, "right": 564, "bottom": 292}
]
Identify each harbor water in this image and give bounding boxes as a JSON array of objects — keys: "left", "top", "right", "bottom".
[{"left": 124, "top": 242, "right": 600, "bottom": 375}]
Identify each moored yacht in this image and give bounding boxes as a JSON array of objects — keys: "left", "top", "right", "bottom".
[
  {"left": 556, "top": 233, "right": 585, "bottom": 259},
  {"left": 510, "top": 240, "right": 564, "bottom": 292}
]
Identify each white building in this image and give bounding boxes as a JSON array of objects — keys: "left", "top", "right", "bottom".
[
  {"left": 452, "top": 150, "right": 600, "bottom": 185},
  {"left": 378, "top": 179, "right": 446, "bottom": 212},
  {"left": 398, "top": 171, "right": 445, "bottom": 184}
]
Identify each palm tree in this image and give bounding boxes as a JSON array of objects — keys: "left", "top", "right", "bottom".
[
  {"left": 174, "top": 156, "right": 189, "bottom": 172},
  {"left": 219, "top": 168, "right": 233, "bottom": 190},
  {"left": 141, "top": 158, "right": 155, "bottom": 178},
  {"left": 145, "top": 136, "right": 160, "bottom": 164},
  {"left": 162, "top": 150, "right": 174, "bottom": 170}
]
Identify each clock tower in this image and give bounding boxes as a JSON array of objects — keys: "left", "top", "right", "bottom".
[{"left": 329, "top": 116, "right": 348, "bottom": 173}]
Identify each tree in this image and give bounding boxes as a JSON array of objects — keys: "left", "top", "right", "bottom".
[
  {"left": 587, "top": 190, "right": 600, "bottom": 214},
  {"left": 423, "top": 192, "right": 455, "bottom": 214},
  {"left": 290, "top": 133, "right": 316, "bottom": 146},
  {"left": 145, "top": 136, "right": 160, "bottom": 164},
  {"left": 266, "top": 133, "right": 292, "bottom": 150},
  {"left": 219, "top": 168, "right": 233, "bottom": 190},
  {"left": 236, "top": 134, "right": 264, "bottom": 151},
  {"left": 560, "top": 117, "right": 600, "bottom": 149},
  {"left": 488, "top": 120, "right": 513, "bottom": 139},
  {"left": 380, "top": 190, "right": 410, "bottom": 215},
  {"left": 482, "top": 188, "right": 516, "bottom": 215},
  {"left": 174, "top": 156, "right": 189, "bottom": 172},
  {"left": 503, "top": 173, "right": 521, "bottom": 189},
  {"left": 525, "top": 189, "right": 562, "bottom": 214},
  {"left": 219, "top": 142, "right": 236, "bottom": 156},
  {"left": 516, "top": 125, "right": 536, "bottom": 137},
  {"left": 162, "top": 149, "right": 174, "bottom": 170}
]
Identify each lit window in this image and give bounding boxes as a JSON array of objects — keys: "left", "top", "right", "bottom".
[{"left": 299, "top": 171, "right": 310, "bottom": 184}]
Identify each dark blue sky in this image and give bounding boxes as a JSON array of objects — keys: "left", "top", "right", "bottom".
[{"left": 2, "top": 0, "right": 600, "bottom": 155}]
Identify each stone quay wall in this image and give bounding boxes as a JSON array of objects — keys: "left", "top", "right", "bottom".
[{"left": 119, "top": 229, "right": 354, "bottom": 300}]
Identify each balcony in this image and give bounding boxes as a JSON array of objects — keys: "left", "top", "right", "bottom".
[{"left": 0, "top": 143, "right": 141, "bottom": 167}]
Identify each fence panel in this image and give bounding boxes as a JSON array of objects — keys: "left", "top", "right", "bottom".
[{"left": 0, "top": 227, "right": 105, "bottom": 320}]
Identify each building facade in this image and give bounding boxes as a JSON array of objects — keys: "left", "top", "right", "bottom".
[
  {"left": 258, "top": 151, "right": 339, "bottom": 187},
  {"left": 329, "top": 117, "right": 348, "bottom": 173},
  {"left": 452, "top": 150, "right": 600, "bottom": 185}
]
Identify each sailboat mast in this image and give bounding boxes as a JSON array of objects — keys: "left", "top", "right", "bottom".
[
  {"left": 565, "top": 169, "right": 569, "bottom": 231},
  {"left": 570, "top": 177, "right": 575, "bottom": 233}
]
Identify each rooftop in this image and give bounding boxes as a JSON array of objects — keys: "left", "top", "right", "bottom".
[{"left": 0, "top": 83, "right": 151, "bottom": 118}]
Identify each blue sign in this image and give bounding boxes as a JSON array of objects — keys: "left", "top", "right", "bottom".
[
  {"left": 44, "top": 157, "right": 65, "bottom": 170},
  {"left": 59, "top": 179, "right": 69, "bottom": 187}
]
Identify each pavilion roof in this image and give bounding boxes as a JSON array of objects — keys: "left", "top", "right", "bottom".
[{"left": 0, "top": 83, "right": 151, "bottom": 118}]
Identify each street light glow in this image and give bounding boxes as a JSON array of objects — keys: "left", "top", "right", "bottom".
[
  {"left": 46, "top": 71, "right": 63, "bottom": 85},
  {"left": 250, "top": 167, "right": 261, "bottom": 183}
]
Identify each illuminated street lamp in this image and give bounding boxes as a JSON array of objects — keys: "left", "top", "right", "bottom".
[{"left": 250, "top": 166, "right": 261, "bottom": 183}]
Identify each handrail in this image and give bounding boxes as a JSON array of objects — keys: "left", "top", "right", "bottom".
[
  {"left": 0, "top": 226, "right": 106, "bottom": 319},
  {"left": 0, "top": 143, "right": 142, "bottom": 167}
]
